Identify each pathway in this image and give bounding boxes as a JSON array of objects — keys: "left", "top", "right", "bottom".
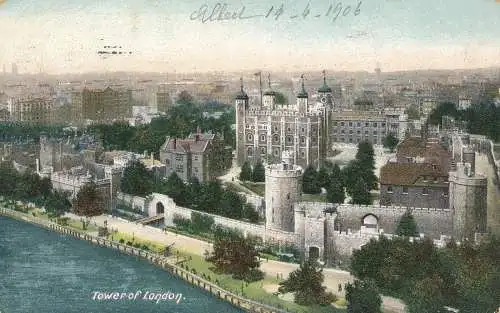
[{"left": 64, "top": 212, "right": 406, "bottom": 313}]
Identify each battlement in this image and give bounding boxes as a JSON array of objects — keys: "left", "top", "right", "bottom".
[
  {"left": 265, "top": 167, "right": 302, "bottom": 177},
  {"left": 336, "top": 204, "right": 453, "bottom": 215},
  {"left": 246, "top": 109, "right": 323, "bottom": 118}
]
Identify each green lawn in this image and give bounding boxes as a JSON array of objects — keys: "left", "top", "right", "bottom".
[{"left": 240, "top": 182, "right": 265, "bottom": 196}]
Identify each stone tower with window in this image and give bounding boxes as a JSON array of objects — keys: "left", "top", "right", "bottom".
[
  {"left": 265, "top": 151, "right": 303, "bottom": 232},
  {"left": 235, "top": 72, "right": 331, "bottom": 169}
]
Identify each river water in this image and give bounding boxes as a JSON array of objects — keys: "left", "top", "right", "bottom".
[{"left": 0, "top": 216, "right": 244, "bottom": 313}]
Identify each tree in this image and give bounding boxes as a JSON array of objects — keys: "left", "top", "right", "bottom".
[
  {"left": 243, "top": 203, "right": 260, "bottom": 223},
  {"left": 350, "top": 178, "right": 372, "bottom": 205},
  {"left": 326, "top": 179, "right": 345, "bottom": 204},
  {"left": 278, "top": 260, "right": 336, "bottom": 306},
  {"left": 45, "top": 190, "right": 72, "bottom": 221},
  {"left": 239, "top": 161, "right": 252, "bottom": 181},
  {"left": 302, "top": 166, "right": 320, "bottom": 194},
  {"left": 207, "top": 226, "right": 263, "bottom": 281},
  {"left": 345, "top": 279, "right": 382, "bottom": 313},
  {"left": 177, "top": 90, "right": 194, "bottom": 104},
  {"left": 274, "top": 92, "right": 288, "bottom": 105},
  {"left": 405, "top": 104, "right": 420, "bottom": 120},
  {"left": 406, "top": 275, "right": 448, "bottom": 313},
  {"left": 120, "top": 160, "right": 153, "bottom": 197},
  {"left": 316, "top": 167, "right": 330, "bottom": 189},
  {"left": 73, "top": 183, "right": 106, "bottom": 228},
  {"left": 252, "top": 160, "right": 265, "bottom": 182},
  {"left": 396, "top": 212, "right": 419, "bottom": 237},
  {"left": 382, "top": 133, "right": 399, "bottom": 153}
]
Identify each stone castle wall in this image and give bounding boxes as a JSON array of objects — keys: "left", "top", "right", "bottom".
[
  {"left": 116, "top": 192, "right": 148, "bottom": 212},
  {"left": 152, "top": 193, "right": 298, "bottom": 245},
  {"left": 336, "top": 204, "right": 454, "bottom": 239}
]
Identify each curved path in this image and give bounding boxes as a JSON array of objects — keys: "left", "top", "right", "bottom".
[{"left": 65, "top": 213, "right": 406, "bottom": 313}]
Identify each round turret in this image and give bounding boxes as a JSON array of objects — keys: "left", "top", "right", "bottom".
[
  {"left": 265, "top": 153, "right": 302, "bottom": 232},
  {"left": 318, "top": 70, "right": 332, "bottom": 93}
]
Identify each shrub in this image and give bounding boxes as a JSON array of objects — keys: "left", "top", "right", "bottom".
[
  {"left": 126, "top": 241, "right": 133, "bottom": 246},
  {"left": 133, "top": 243, "right": 141, "bottom": 248},
  {"left": 119, "top": 238, "right": 125, "bottom": 244},
  {"left": 142, "top": 244, "right": 150, "bottom": 250}
]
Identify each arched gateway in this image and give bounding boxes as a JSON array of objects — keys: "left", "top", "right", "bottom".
[{"left": 156, "top": 202, "right": 165, "bottom": 215}]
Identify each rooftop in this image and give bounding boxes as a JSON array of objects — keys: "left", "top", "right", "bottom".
[{"left": 380, "top": 162, "right": 448, "bottom": 186}]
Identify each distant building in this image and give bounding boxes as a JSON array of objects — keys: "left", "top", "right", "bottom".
[
  {"left": 458, "top": 96, "right": 472, "bottom": 110},
  {"left": 156, "top": 89, "right": 173, "bottom": 113},
  {"left": 159, "top": 128, "right": 228, "bottom": 182},
  {"left": 71, "top": 87, "right": 133, "bottom": 125},
  {"left": 7, "top": 95, "right": 54, "bottom": 124}
]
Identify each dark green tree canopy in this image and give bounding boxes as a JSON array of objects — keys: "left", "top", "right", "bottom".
[
  {"left": 239, "top": 161, "right": 253, "bottom": 181},
  {"left": 73, "top": 182, "right": 106, "bottom": 217},
  {"left": 252, "top": 160, "right": 265, "bottom": 183},
  {"left": 382, "top": 133, "right": 399, "bottom": 153},
  {"left": 345, "top": 279, "right": 382, "bottom": 313},
  {"left": 278, "top": 259, "right": 335, "bottom": 306},
  {"left": 396, "top": 212, "right": 419, "bottom": 237},
  {"left": 120, "top": 160, "right": 153, "bottom": 197},
  {"left": 302, "top": 165, "right": 320, "bottom": 194}
]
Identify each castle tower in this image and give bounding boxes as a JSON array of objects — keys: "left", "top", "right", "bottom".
[
  {"left": 262, "top": 73, "right": 276, "bottom": 109},
  {"left": 265, "top": 151, "right": 302, "bottom": 232},
  {"left": 448, "top": 147, "right": 488, "bottom": 241},
  {"left": 235, "top": 77, "right": 249, "bottom": 166},
  {"left": 297, "top": 74, "right": 308, "bottom": 114},
  {"left": 317, "top": 70, "right": 333, "bottom": 107}
]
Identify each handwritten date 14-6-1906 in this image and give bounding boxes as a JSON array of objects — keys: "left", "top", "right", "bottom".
[{"left": 190, "top": 1, "right": 363, "bottom": 23}]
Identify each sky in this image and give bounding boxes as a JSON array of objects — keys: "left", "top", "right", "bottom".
[{"left": 0, "top": 0, "right": 500, "bottom": 74}]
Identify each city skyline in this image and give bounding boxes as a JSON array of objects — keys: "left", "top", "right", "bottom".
[{"left": 1, "top": 0, "right": 500, "bottom": 74}]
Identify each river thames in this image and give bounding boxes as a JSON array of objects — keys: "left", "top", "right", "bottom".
[{"left": 0, "top": 216, "right": 244, "bottom": 313}]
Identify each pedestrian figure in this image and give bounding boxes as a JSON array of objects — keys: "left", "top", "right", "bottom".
[{"left": 338, "top": 283, "right": 342, "bottom": 292}]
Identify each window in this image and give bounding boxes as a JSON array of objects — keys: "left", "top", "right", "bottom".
[
  {"left": 443, "top": 190, "right": 448, "bottom": 197},
  {"left": 365, "top": 130, "right": 369, "bottom": 134},
  {"left": 286, "top": 136, "right": 293, "bottom": 143},
  {"left": 340, "top": 122, "right": 345, "bottom": 126},
  {"left": 365, "top": 122, "right": 369, "bottom": 127},
  {"left": 175, "top": 165, "right": 183, "bottom": 173},
  {"left": 273, "top": 126, "right": 278, "bottom": 132},
  {"left": 260, "top": 147, "right": 266, "bottom": 154},
  {"left": 311, "top": 137, "right": 317, "bottom": 143},
  {"left": 175, "top": 154, "right": 183, "bottom": 161},
  {"left": 287, "top": 193, "right": 290, "bottom": 199},
  {"left": 273, "top": 135, "right": 279, "bottom": 143},
  {"left": 357, "top": 122, "right": 361, "bottom": 127},
  {"left": 349, "top": 122, "right": 353, "bottom": 127},
  {"left": 373, "top": 122, "right": 377, "bottom": 127},
  {"left": 373, "top": 131, "right": 377, "bottom": 135},
  {"left": 274, "top": 149, "right": 279, "bottom": 156},
  {"left": 193, "top": 155, "right": 199, "bottom": 161},
  {"left": 194, "top": 167, "right": 198, "bottom": 173},
  {"left": 247, "top": 147, "right": 253, "bottom": 156},
  {"left": 402, "top": 186, "right": 408, "bottom": 194},
  {"left": 387, "top": 186, "right": 393, "bottom": 193},
  {"left": 341, "top": 130, "right": 345, "bottom": 134},
  {"left": 287, "top": 127, "right": 291, "bottom": 132},
  {"left": 357, "top": 130, "right": 361, "bottom": 134},
  {"left": 260, "top": 135, "right": 266, "bottom": 142},
  {"left": 349, "top": 138, "right": 353, "bottom": 143},
  {"left": 301, "top": 137, "right": 306, "bottom": 143},
  {"left": 301, "top": 127, "right": 305, "bottom": 133},
  {"left": 382, "top": 123, "right": 386, "bottom": 127},
  {"left": 333, "top": 122, "right": 338, "bottom": 126},
  {"left": 349, "top": 130, "right": 353, "bottom": 134},
  {"left": 300, "top": 151, "right": 305, "bottom": 157},
  {"left": 247, "top": 134, "right": 253, "bottom": 141},
  {"left": 422, "top": 188, "right": 429, "bottom": 195}
]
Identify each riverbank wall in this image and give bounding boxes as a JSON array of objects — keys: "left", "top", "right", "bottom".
[{"left": 0, "top": 207, "right": 288, "bottom": 313}]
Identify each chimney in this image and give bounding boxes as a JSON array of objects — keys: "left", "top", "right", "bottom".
[{"left": 195, "top": 126, "right": 201, "bottom": 142}]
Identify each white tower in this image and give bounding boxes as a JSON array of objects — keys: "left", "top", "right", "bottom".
[{"left": 265, "top": 151, "right": 302, "bottom": 232}]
